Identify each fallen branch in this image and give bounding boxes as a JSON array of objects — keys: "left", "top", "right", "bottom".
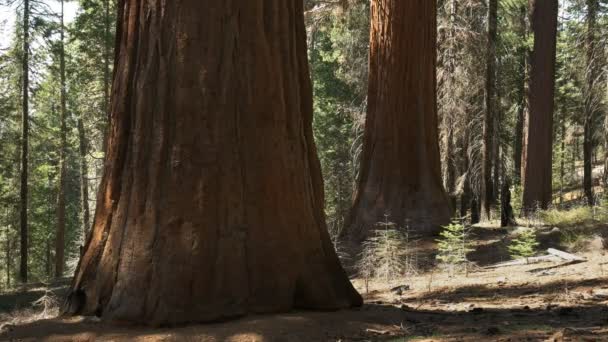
[{"left": 365, "top": 328, "right": 390, "bottom": 335}]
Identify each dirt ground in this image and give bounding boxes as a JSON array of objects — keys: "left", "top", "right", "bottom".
[{"left": 2, "top": 224, "right": 608, "bottom": 341}]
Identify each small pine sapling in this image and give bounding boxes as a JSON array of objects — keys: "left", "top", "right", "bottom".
[
  {"left": 508, "top": 229, "right": 539, "bottom": 263},
  {"left": 436, "top": 220, "right": 474, "bottom": 276},
  {"left": 357, "top": 215, "right": 409, "bottom": 285}
]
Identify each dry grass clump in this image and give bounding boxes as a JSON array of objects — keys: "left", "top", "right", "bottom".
[{"left": 540, "top": 204, "right": 608, "bottom": 227}]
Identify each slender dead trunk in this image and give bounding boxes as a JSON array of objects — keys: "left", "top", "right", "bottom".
[
  {"left": 5, "top": 227, "right": 10, "bottom": 288},
  {"left": 460, "top": 127, "right": 471, "bottom": 220},
  {"left": 560, "top": 107, "right": 566, "bottom": 204},
  {"left": 444, "top": 0, "right": 458, "bottom": 213},
  {"left": 521, "top": 0, "right": 558, "bottom": 213},
  {"left": 604, "top": 77, "right": 608, "bottom": 191},
  {"left": 481, "top": 0, "right": 497, "bottom": 221},
  {"left": 46, "top": 239, "right": 52, "bottom": 277},
  {"left": 55, "top": 0, "right": 67, "bottom": 279},
  {"left": 583, "top": 0, "right": 598, "bottom": 206},
  {"left": 64, "top": 0, "right": 361, "bottom": 325},
  {"left": 77, "top": 116, "right": 91, "bottom": 239},
  {"left": 493, "top": 82, "right": 501, "bottom": 204},
  {"left": 347, "top": 0, "right": 450, "bottom": 238},
  {"left": 19, "top": 0, "right": 30, "bottom": 284}
]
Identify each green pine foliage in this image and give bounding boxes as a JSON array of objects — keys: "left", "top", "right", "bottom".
[
  {"left": 508, "top": 229, "right": 540, "bottom": 261},
  {"left": 436, "top": 221, "right": 474, "bottom": 275}
]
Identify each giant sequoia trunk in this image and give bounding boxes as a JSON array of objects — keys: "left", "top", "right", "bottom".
[
  {"left": 65, "top": 0, "right": 361, "bottom": 325},
  {"left": 347, "top": 0, "right": 450, "bottom": 238},
  {"left": 521, "top": 0, "right": 558, "bottom": 213}
]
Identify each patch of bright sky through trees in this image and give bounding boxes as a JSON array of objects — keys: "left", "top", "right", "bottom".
[{"left": 0, "top": 1, "right": 79, "bottom": 50}]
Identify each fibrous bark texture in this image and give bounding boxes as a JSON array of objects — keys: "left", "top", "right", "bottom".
[
  {"left": 65, "top": 0, "right": 361, "bottom": 325},
  {"left": 521, "top": 0, "right": 558, "bottom": 213},
  {"left": 347, "top": 0, "right": 450, "bottom": 239}
]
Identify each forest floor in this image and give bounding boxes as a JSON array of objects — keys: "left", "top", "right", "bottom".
[{"left": 1, "top": 222, "right": 607, "bottom": 341}]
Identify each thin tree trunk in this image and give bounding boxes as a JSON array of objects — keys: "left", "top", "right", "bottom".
[
  {"left": 560, "top": 108, "right": 566, "bottom": 204},
  {"left": 521, "top": 0, "right": 558, "bottom": 214},
  {"left": 55, "top": 0, "right": 67, "bottom": 279},
  {"left": 513, "top": 6, "right": 527, "bottom": 186},
  {"left": 460, "top": 127, "right": 471, "bottom": 220},
  {"left": 583, "top": 0, "right": 598, "bottom": 206},
  {"left": 443, "top": 0, "right": 458, "bottom": 213},
  {"left": 5, "top": 227, "right": 10, "bottom": 288},
  {"left": 347, "top": 0, "right": 450, "bottom": 238},
  {"left": 493, "top": 80, "right": 501, "bottom": 203},
  {"left": 481, "top": 0, "right": 497, "bottom": 221},
  {"left": 78, "top": 117, "right": 91, "bottom": 240},
  {"left": 64, "top": 0, "right": 361, "bottom": 325},
  {"left": 604, "top": 77, "right": 608, "bottom": 191},
  {"left": 19, "top": 0, "right": 30, "bottom": 284},
  {"left": 46, "top": 239, "right": 52, "bottom": 277},
  {"left": 101, "top": 0, "right": 111, "bottom": 154}
]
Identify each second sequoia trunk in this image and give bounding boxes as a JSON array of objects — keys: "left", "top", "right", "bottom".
[
  {"left": 348, "top": 0, "right": 450, "bottom": 238},
  {"left": 521, "top": 0, "right": 558, "bottom": 213},
  {"left": 65, "top": 0, "right": 361, "bottom": 325}
]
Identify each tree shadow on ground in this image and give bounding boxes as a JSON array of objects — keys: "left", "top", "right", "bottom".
[
  {"left": 413, "top": 277, "right": 608, "bottom": 302},
  {"left": 3, "top": 299, "right": 608, "bottom": 341}
]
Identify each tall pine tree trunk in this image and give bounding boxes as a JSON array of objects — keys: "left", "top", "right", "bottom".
[
  {"left": 64, "top": 0, "right": 361, "bottom": 325},
  {"left": 481, "top": 0, "right": 497, "bottom": 221},
  {"left": 583, "top": 0, "right": 598, "bottom": 206},
  {"left": 55, "top": 0, "right": 67, "bottom": 278},
  {"left": 347, "top": 0, "right": 450, "bottom": 238},
  {"left": 19, "top": 0, "right": 30, "bottom": 284}
]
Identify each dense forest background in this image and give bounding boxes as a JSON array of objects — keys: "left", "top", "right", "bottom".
[{"left": 0, "top": 0, "right": 606, "bottom": 287}]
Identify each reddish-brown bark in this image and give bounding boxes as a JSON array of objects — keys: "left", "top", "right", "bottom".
[
  {"left": 521, "top": 0, "right": 558, "bottom": 213},
  {"left": 347, "top": 0, "right": 450, "bottom": 238},
  {"left": 65, "top": 0, "right": 361, "bottom": 325}
]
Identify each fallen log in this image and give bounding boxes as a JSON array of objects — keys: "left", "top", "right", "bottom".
[
  {"left": 547, "top": 248, "right": 586, "bottom": 262},
  {"left": 485, "top": 248, "right": 586, "bottom": 269},
  {"left": 484, "top": 255, "right": 559, "bottom": 269}
]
